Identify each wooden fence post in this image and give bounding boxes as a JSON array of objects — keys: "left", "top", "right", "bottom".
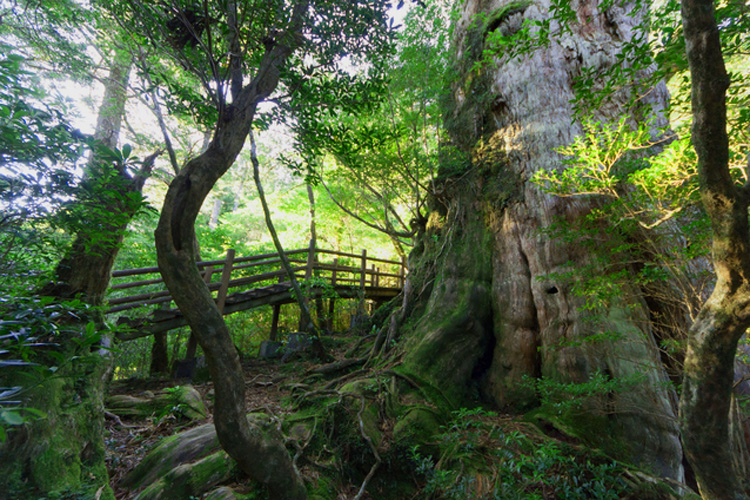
[
  {"left": 400, "top": 256, "right": 406, "bottom": 288},
  {"left": 216, "top": 248, "right": 236, "bottom": 314},
  {"left": 359, "top": 250, "right": 367, "bottom": 290},
  {"left": 202, "top": 264, "right": 215, "bottom": 285},
  {"left": 270, "top": 275, "right": 284, "bottom": 342},
  {"left": 328, "top": 258, "right": 338, "bottom": 330}
]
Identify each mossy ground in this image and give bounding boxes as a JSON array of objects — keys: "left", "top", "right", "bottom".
[
  {"left": 0, "top": 353, "right": 115, "bottom": 500},
  {"left": 100, "top": 325, "right": 694, "bottom": 500}
]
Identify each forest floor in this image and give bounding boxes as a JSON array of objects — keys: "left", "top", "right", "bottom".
[
  {"left": 105, "top": 332, "right": 368, "bottom": 500},
  {"left": 103, "top": 330, "right": 701, "bottom": 500}
]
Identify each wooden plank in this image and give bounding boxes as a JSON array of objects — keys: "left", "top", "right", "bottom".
[
  {"left": 231, "top": 257, "right": 284, "bottom": 272},
  {"left": 111, "top": 266, "right": 160, "bottom": 278},
  {"left": 110, "top": 247, "right": 406, "bottom": 337},
  {"left": 108, "top": 289, "right": 171, "bottom": 306},
  {"left": 110, "top": 277, "right": 164, "bottom": 290},
  {"left": 316, "top": 248, "right": 403, "bottom": 266},
  {"left": 110, "top": 248, "right": 308, "bottom": 278},
  {"left": 115, "top": 281, "right": 401, "bottom": 339},
  {"left": 216, "top": 249, "right": 236, "bottom": 313}
]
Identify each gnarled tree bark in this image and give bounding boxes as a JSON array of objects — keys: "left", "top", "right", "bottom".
[
  {"left": 154, "top": 3, "right": 309, "bottom": 498},
  {"left": 397, "top": 0, "right": 684, "bottom": 480},
  {"left": 679, "top": 0, "right": 750, "bottom": 498}
]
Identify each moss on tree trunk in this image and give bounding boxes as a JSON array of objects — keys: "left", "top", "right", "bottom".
[{"left": 394, "top": 0, "right": 684, "bottom": 480}]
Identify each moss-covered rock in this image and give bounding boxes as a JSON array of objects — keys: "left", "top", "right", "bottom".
[
  {"left": 122, "top": 422, "right": 222, "bottom": 491},
  {"left": 392, "top": 407, "right": 442, "bottom": 450},
  {"left": 106, "top": 384, "right": 207, "bottom": 421},
  {"left": 204, "top": 486, "right": 239, "bottom": 500},
  {"left": 123, "top": 414, "right": 275, "bottom": 497},
  {"left": 133, "top": 450, "right": 237, "bottom": 500}
]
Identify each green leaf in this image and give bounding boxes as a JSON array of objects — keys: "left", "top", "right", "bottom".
[
  {"left": 1, "top": 410, "right": 24, "bottom": 425},
  {"left": 24, "top": 408, "right": 47, "bottom": 419}
]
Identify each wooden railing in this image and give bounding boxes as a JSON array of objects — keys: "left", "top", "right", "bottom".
[{"left": 107, "top": 247, "right": 407, "bottom": 316}]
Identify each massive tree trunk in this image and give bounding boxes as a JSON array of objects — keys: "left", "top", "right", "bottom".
[
  {"left": 2, "top": 49, "right": 143, "bottom": 500},
  {"left": 154, "top": 5, "right": 308, "bottom": 499},
  {"left": 679, "top": 0, "right": 750, "bottom": 498},
  {"left": 397, "top": 0, "right": 683, "bottom": 480}
]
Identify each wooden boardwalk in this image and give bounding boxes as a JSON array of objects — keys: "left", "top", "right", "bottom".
[{"left": 108, "top": 247, "right": 406, "bottom": 340}]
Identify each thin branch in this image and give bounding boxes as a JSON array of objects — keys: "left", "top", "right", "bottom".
[
  {"left": 250, "top": 130, "right": 315, "bottom": 332},
  {"left": 320, "top": 178, "right": 415, "bottom": 239}
]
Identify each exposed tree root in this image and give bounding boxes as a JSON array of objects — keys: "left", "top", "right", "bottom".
[
  {"left": 352, "top": 393, "right": 381, "bottom": 500},
  {"left": 307, "top": 357, "right": 366, "bottom": 376}
]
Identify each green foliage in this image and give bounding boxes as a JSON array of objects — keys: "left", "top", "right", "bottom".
[
  {"left": 530, "top": 115, "right": 710, "bottom": 372},
  {"left": 0, "top": 47, "right": 88, "bottom": 276},
  {"left": 51, "top": 144, "right": 154, "bottom": 256},
  {"left": 411, "top": 408, "right": 632, "bottom": 499},
  {"left": 104, "top": 0, "right": 394, "bottom": 133},
  {"left": 0, "top": 0, "right": 96, "bottom": 80},
  {"left": 520, "top": 370, "right": 643, "bottom": 419},
  {"left": 0, "top": 294, "right": 106, "bottom": 441},
  {"left": 534, "top": 118, "right": 699, "bottom": 230},
  {"left": 287, "top": 0, "right": 458, "bottom": 246}
]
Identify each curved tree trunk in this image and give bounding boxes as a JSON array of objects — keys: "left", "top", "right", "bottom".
[
  {"left": 679, "top": 0, "right": 750, "bottom": 498},
  {"left": 154, "top": 6, "right": 308, "bottom": 499},
  {"left": 398, "top": 0, "right": 683, "bottom": 480}
]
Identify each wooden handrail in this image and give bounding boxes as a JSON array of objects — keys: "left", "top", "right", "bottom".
[
  {"left": 110, "top": 248, "right": 309, "bottom": 278},
  {"left": 107, "top": 247, "right": 407, "bottom": 320}
]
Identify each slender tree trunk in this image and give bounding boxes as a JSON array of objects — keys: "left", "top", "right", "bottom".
[
  {"left": 154, "top": 6, "right": 309, "bottom": 498},
  {"left": 209, "top": 199, "right": 222, "bottom": 229},
  {"left": 307, "top": 184, "right": 326, "bottom": 327},
  {"left": 679, "top": 0, "right": 750, "bottom": 497},
  {"left": 250, "top": 132, "right": 315, "bottom": 334},
  {"left": 397, "top": 0, "right": 683, "bottom": 480}
]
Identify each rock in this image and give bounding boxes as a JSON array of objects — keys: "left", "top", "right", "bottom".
[
  {"left": 121, "top": 423, "right": 221, "bottom": 490},
  {"left": 258, "top": 340, "right": 282, "bottom": 359},
  {"left": 171, "top": 385, "right": 208, "bottom": 421},
  {"left": 123, "top": 414, "right": 274, "bottom": 497},
  {"left": 281, "top": 332, "right": 314, "bottom": 362},
  {"left": 204, "top": 486, "right": 238, "bottom": 500},
  {"left": 132, "top": 450, "right": 236, "bottom": 500},
  {"left": 106, "top": 385, "right": 207, "bottom": 422}
]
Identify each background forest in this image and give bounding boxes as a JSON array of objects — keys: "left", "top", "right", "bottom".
[{"left": 1, "top": 0, "right": 750, "bottom": 499}]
